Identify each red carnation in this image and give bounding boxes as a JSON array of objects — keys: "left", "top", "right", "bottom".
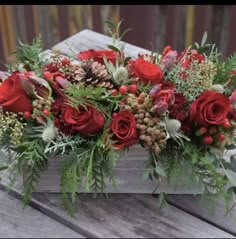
[{"left": 169, "top": 93, "right": 187, "bottom": 121}]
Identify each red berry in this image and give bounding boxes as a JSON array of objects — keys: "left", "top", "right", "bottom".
[
  {"left": 112, "top": 112, "right": 117, "bottom": 118},
  {"left": 111, "top": 89, "right": 118, "bottom": 96},
  {"left": 119, "top": 85, "right": 128, "bottom": 95},
  {"left": 138, "top": 98, "right": 144, "bottom": 104},
  {"left": 43, "top": 109, "right": 50, "bottom": 116},
  {"left": 23, "top": 111, "right": 31, "bottom": 119},
  {"left": 209, "top": 127, "right": 217, "bottom": 135},
  {"left": 43, "top": 71, "right": 53, "bottom": 81},
  {"left": 222, "top": 119, "right": 231, "bottom": 129},
  {"left": 202, "top": 135, "right": 213, "bottom": 145},
  {"left": 128, "top": 84, "right": 137, "bottom": 93},
  {"left": 217, "top": 133, "right": 225, "bottom": 141},
  {"left": 199, "top": 127, "right": 207, "bottom": 134}
]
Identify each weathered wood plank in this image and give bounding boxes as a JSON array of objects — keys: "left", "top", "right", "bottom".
[
  {"left": 165, "top": 5, "right": 181, "bottom": 50},
  {"left": 57, "top": 5, "right": 70, "bottom": 41},
  {"left": 0, "top": 190, "right": 83, "bottom": 238},
  {"left": 91, "top": 5, "right": 102, "bottom": 33},
  {"left": 120, "top": 5, "right": 159, "bottom": 50},
  {"left": 23, "top": 5, "right": 37, "bottom": 44},
  {"left": 226, "top": 5, "right": 236, "bottom": 57},
  {"left": 193, "top": 5, "right": 212, "bottom": 43},
  {"left": 32, "top": 193, "right": 234, "bottom": 238},
  {"left": 52, "top": 29, "right": 150, "bottom": 58},
  {"left": 166, "top": 195, "right": 236, "bottom": 236},
  {"left": 32, "top": 145, "right": 203, "bottom": 193}
]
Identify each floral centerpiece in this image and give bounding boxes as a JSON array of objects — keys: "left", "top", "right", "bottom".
[{"left": 0, "top": 21, "right": 236, "bottom": 216}]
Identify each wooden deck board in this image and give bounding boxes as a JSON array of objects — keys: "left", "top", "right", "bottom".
[
  {"left": 31, "top": 193, "right": 233, "bottom": 238},
  {"left": 0, "top": 190, "right": 83, "bottom": 238},
  {"left": 166, "top": 195, "right": 236, "bottom": 236}
]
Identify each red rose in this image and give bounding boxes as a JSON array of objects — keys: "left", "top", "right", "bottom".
[
  {"left": 189, "top": 90, "right": 231, "bottom": 126},
  {"left": 77, "top": 49, "right": 117, "bottom": 65},
  {"left": 129, "top": 58, "right": 163, "bottom": 85},
  {"left": 0, "top": 73, "right": 33, "bottom": 113},
  {"left": 110, "top": 111, "right": 138, "bottom": 149},
  {"left": 63, "top": 104, "right": 105, "bottom": 136}
]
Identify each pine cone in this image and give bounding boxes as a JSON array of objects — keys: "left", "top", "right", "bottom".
[{"left": 74, "top": 60, "right": 115, "bottom": 89}]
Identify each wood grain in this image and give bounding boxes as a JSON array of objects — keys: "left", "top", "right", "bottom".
[
  {"left": 32, "top": 145, "right": 204, "bottom": 194},
  {"left": 52, "top": 29, "right": 150, "bottom": 58},
  {"left": 32, "top": 193, "right": 234, "bottom": 238},
  {"left": 166, "top": 195, "right": 236, "bottom": 236},
  {"left": 0, "top": 190, "right": 83, "bottom": 238}
]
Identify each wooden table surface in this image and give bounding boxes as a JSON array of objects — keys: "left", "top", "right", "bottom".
[{"left": 1, "top": 30, "right": 236, "bottom": 238}]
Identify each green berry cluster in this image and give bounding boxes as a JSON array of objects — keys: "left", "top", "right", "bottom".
[{"left": 0, "top": 110, "right": 26, "bottom": 145}]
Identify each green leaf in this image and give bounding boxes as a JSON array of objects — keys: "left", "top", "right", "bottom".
[
  {"left": 225, "top": 144, "right": 236, "bottom": 150},
  {"left": 156, "top": 192, "right": 168, "bottom": 209},
  {"left": 123, "top": 56, "right": 132, "bottom": 65},
  {"left": 142, "top": 170, "right": 150, "bottom": 181},
  {"left": 225, "top": 170, "right": 236, "bottom": 187},
  {"left": 0, "top": 166, "right": 8, "bottom": 171},
  {"left": 104, "top": 20, "right": 116, "bottom": 31},
  {"left": 197, "top": 45, "right": 211, "bottom": 54},
  {"left": 117, "top": 18, "right": 125, "bottom": 32},
  {"left": 154, "top": 166, "right": 166, "bottom": 177},
  {"left": 107, "top": 44, "right": 121, "bottom": 54},
  {"left": 201, "top": 31, "right": 208, "bottom": 47},
  {"left": 119, "top": 28, "right": 132, "bottom": 40}
]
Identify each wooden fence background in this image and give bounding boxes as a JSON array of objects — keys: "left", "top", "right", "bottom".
[{"left": 0, "top": 5, "right": 236, "bottom": 70}]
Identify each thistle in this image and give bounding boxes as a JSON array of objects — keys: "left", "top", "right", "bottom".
[
  {"left": 113, "top": 66, "right": 129, "bottom": 84},
  {"left": 42, "top": 124, "right": 57, "bottom": 142},
  {"left": 161, "top": 117, "right": 190, "bottom": 146},
  {"left": 33, "top": 119, "right": 58, "bottom": 143}
]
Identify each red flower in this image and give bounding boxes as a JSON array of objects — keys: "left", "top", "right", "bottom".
[
  {"left": 51, "top": 75, "right": 71, "bottom": 98},
  {"left": 189, "top": 90, "right": 231, "bottom": 126},
  {"left": 160, "top": 81, "right": 176, "bottom": 90},
  {"left": 161, "top": 46, "right": 178, "bottom": 70},
  {"left": 178, "top": 49, "right": 204, "bottom": 79},
  {"left": 0, "top": 73, "right": 33, "bottom": 113},
  {"left": 169, "top": 93, "right": 187, "bottom": 121},
  {"left": 129, "top": 58, "right": 163, "bottom": 85},
  {"left": 77, "top": 49, "right": 117, "bottom": 65},
  {"left": 178, "top": 49, "right": 204, "bottom": 65},
  {"left": 64, "top": 104, "right": 105, "bottom": 136},
  {"left": 110, "top": 111, "right": 138, "bottom": 149}
]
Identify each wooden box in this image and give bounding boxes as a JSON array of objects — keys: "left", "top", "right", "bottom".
[
  {"left": 21, "top": 30, "right": 235, "bottom": 194},
  {"left": 24, "top": 145, "right": 206, "bottom": 194}
]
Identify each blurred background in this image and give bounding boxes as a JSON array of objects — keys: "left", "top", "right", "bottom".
[{"left": 0, "top": 5, "right": 236, "bottom": 70}]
